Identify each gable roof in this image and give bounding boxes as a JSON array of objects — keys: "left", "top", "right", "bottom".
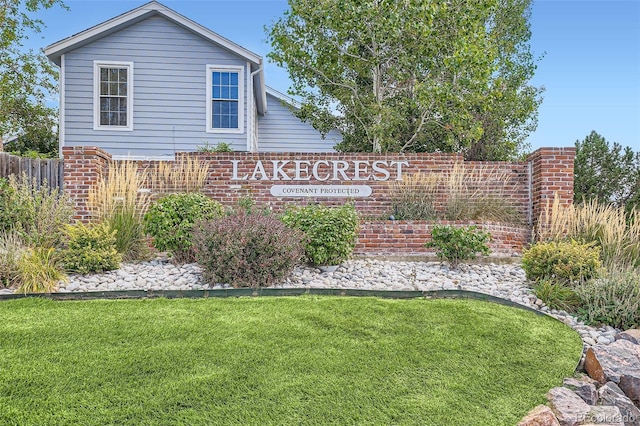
[
  {"left": 45, "top": 1, "right": 261, "bottom": 65},
  {"left": 44, "top": 1, "right": 266, "bottom": 112}
]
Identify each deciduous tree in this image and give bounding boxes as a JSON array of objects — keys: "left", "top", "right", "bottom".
[
  {"left": 0, "top": 0, "right": 66, "bottom": 153},
  {"left": 267, "top": 0, "right": 542, "bottom": 159}
]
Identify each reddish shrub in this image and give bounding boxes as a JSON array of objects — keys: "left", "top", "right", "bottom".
[{"left": 193, "top": 213, "right": 305, "bottom": 288}]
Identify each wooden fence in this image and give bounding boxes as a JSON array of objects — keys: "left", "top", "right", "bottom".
[{"left": 0, "top": 152, "right": 64, "bottom": 190}]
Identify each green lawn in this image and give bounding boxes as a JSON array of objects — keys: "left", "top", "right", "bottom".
[{"left": 0, "top": 297, "right": 582, "bottom": 425}]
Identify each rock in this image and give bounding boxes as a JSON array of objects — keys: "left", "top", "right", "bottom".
[
  {"left": 598, "top": 381, "right": 640, "bottom": 426},
  {"left": 618, "top": 375, "right": 640, "bottom": 407},
  {"left": 584, "top": 341, "right": 640, "bottom": 384},
  {"left": 547, "top": 387, "right": 591, "bottom": 426},
  {"left": 518, "top": 405, "right": 560, "bottom": 426},
  {"left": 582, "top": 405, "right": 624, "bottom": 426},
  {"left": 616, "top": 330, "right": 640, "bottom": 345},
  {"left": 563, "top": 377, "right": 598, "bottom": 405}
]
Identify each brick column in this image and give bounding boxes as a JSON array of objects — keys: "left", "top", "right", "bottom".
[
  {"left": 527, "top": 147, "right": 576, "bottom": 227},
  {"left": 62, "top": 146, "right": 112, "bottom": 222}
]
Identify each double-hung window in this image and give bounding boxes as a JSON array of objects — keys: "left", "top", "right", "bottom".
[
  {"left": 93, "top": 61, "right": 133, "bottom": 131},
  {"left": 206, "top": 65, "right": 243, "bottom": 133}
]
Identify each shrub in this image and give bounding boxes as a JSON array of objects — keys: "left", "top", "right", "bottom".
[
  {"left": 522, "top": 240, "right": 602, "bottom": 285},
  {"left": 0, "top": 231, "right": 27, "bottom": 288},
  {"left": 144, "top": 193, "right": 225, "bottom": 263},
  {"left": 88, "top": 161, "right": 151, "bottom": 262},
  {"left": 388, "top": 172, "right": 438, "bottom": 220},
  {"left": 0, "top": 174, "right": 73, "bottom": 247},
  {"left": 150, "top": 156, "right": 210, "bottom": 194},
  {"left": 16, "top": 247, "right": 67, "bottom": 294},
  {"left": 62, "top": 222, "right": 122, "bottom": 274},
  {"left": 425, "top": 225, "right": 491, "bottom": 268},
  {"left": 444, "top": 163, "right": 521, "bottom": 224},
  {"left": 193, "top": 213, "right": 304, "bottom": 288},
  {"left": 197, "top": 141, "right": 233, "bottom": 153},
  {"left": 537, "top": 196, "right": 640, "bottom": 270},
  {"left": 575, "top": 272, "right": 640, "bottom": 329},
  {"left": 281, "top": 204, "right": 359, "bottom": 266},
  {"left": 532, "top": 279, "right": 581, "bottom": 313}
]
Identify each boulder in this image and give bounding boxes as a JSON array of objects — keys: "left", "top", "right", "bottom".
[
  {"left": 584, "top": 341, "right": 640, "bottom": 385},
  {"left": 618, "top": 375, "right": 640, "bottom": 407},
  {"left": 616, "top": 330, "right": 640, "bottom": 345},
  {"left": 564, "top": 377, "right": 598, "bottom": 405},
  {"left": 547, "top": 387, "right": 591, "bottom": 426},
  {"left": 582, "top": 406, "right": 624, "bottom": 425},
  {"left": 598, "top": 381, "right": 640, "bottom": 426},
  {"left": 518, "top": 405, "right": 560, "bottom": 426}
]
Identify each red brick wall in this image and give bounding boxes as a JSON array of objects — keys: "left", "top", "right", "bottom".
[
  {"left": 526, "top": 147, "right": 576, "bottom": 226},
  {"left": 62, "top": 146, "right": 574, "bottom": 254},
  {"left": 62, "top": 146, "right": 111, "bottom": 222},
  {"left": 356, "top": 221, "right": 531, "bottom": 256}
]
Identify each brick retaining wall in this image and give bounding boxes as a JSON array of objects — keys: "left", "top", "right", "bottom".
[{"left": 62, "top": 146, "right": 573, "bottom": 255}]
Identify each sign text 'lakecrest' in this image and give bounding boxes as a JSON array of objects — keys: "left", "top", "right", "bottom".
[{"left": 230, "top": 160, "right": 409, "bottom": 182}]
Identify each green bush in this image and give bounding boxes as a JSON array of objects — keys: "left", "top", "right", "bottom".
[
  {"left": 575, "top": 272, "right": 640, "bottom": 330},
  {"left": 62, "top": 222, "right": 122, "bottom": 274},
  {"left": 281, "top": 204, "right": 359, "bottom": 266},
  {"left": 0, "top": 231, "right": 27, "bottom": 288},
  {"left": 0, "top": 174, "right": 73, "bottom": 247},
  {"left": 532, "top": 279, "right": 581, "bottom": 313},
  {"left": 106, "top": 207, "right": 150, "bottom": 262},
  {"left": 425, "top": 225, "right": 491, "bottom": 268},
  {"left": 193, "top": 213, "right": 304, "bottom": 288},
  {"left": 522, "top": 240, "right": 601, "bottom": 285},
  {"left": 16, "top": 247, "right": 67, "bottom": 294},
  {"left": 144, "top": 193, "right": 225, "bottom": 263}
]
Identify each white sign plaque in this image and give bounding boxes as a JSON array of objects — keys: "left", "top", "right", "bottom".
[{"left": 270, "top": 185, "right": 372, "bottom": 197}]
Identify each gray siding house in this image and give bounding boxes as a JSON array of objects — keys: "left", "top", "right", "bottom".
[{"left": 45, "top": 1, "right": 341, "bottom": 159}]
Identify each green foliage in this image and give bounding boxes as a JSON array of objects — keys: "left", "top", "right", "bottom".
[
  {"left": 389, "top": 172, "right": 438, "bottom": 220},
  {"left": 281, "top": 204, "right": 359, "bottom": 266},
  {"left": 574, "top": 131, "right": 640, "bottom": 212},
  {"left": 0, "top": 231, "right": 27, "bottom": 288},
  {"left": 522, "top": 240, "right": 602, "bottom": 285},
  {"left": 576, "top": 272, "right": 640, "bottom": 330},
  {"left": 267, "top": 0, "right": 541, "bottom": 159},
  {"left": 62, "top": 222, "right": 121, "bottom": 275},
  {"left": 105, "top": 205, "right": 150, "bottom": 262},
  {"left": 144, "top": 193, "right": 225, "bottom": 263},
  {"left": 16, "top": 247, "right": 66, "bottom": 293},
  {"left": 425, "top": 225, "right": 491, "bottom": 267},
  {"left": 197, "top": 141, "right": 233, "bottom": 152},
  {"left": 1, "top": 0, "right": 66, "bottom": 144},
  {"left": 0, "top": 174, "right": 73, "bottom": 247},
  {"left": 193, "top": 213, "right": 304, "bottom": 288},
  {"left": 532, "top": 279, "right": 581, "bottom": 313}
]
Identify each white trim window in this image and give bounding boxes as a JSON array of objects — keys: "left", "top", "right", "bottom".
[
  {"left": 206, "top": 65, "right": 244, "bottom": 133},
  {"left": 93, "top": 61, "right": 133, "bottom": 131}
]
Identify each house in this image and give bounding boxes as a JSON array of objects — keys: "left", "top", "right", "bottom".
[{"left": 44, "top": 1, "right": 341, "bottom": 160}]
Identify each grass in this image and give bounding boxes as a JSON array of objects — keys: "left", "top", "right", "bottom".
[
  {"left": 537, "top": 196, "right": 640, "bottom": 270},
  {"left": 0, "top": 297, "right": 582, "bottom": 425}
]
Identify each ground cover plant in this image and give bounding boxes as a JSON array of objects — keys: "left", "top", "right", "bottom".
[{"left": 0, "top": 297, "right": 581, "bottom": 425}]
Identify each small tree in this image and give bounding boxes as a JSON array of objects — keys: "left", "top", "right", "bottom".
[
  {"left": 0, "top": 0, "right": 66, "bottom": 154},
  {"left": 574, "top": 131, "right": 640, "bottom": 212}
]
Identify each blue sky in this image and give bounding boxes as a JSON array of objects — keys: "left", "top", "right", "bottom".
[{"left": 27, "top": 0, "right": 640, "bottom": 152}]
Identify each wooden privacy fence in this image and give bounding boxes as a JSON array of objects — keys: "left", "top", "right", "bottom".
[{"left": 0, "top": 152, "right": 64, "bottom": 190}]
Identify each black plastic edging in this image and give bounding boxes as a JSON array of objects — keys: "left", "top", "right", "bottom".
[{"left": 0, "top": 288, "right": 546, "bottom": 316}]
